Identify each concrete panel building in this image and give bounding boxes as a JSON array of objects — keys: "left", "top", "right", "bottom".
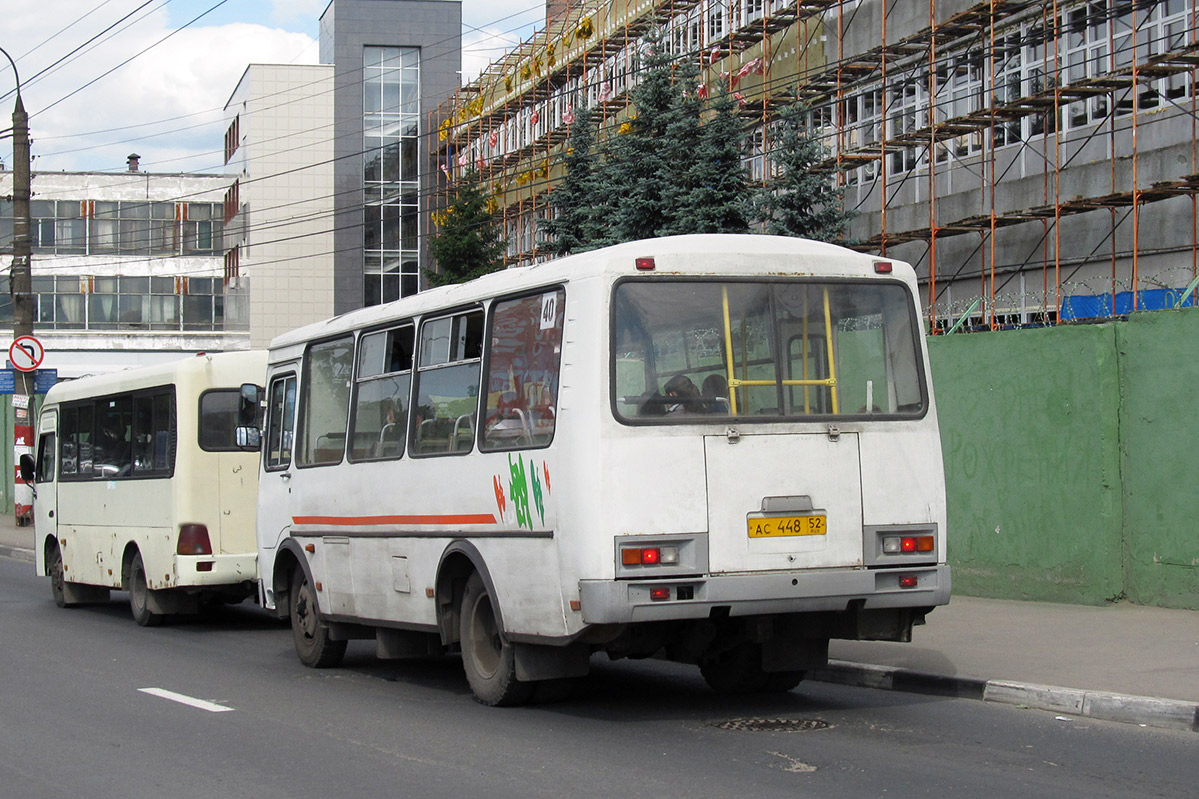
[
  {"left": 0, "top": 166, "right": 241, "bottom": 377},
  {"left": 224, "top": 0, "right": 462, "bottom": 346}
]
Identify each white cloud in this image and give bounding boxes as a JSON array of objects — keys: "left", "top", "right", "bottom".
[
  {"left": 2, "top": 0, "right": 549, "bottom": 173},
  {"left": 9, "top": 3, "right": 316, "bottom": 173}
]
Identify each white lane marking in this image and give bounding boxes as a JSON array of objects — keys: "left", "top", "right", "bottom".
[{"left": 138, "top": 688, "right": 235, "bottom": 713}]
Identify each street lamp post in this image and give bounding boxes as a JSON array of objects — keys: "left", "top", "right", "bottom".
[{"left": 2, "top": 46, "right": 34, "bottom": 524}]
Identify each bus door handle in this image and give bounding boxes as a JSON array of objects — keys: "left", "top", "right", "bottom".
[{"left": 280, "top": 472, "right": 291, "bottom": 482}]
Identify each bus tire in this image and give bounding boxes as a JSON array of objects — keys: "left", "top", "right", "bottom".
[
  {"left": 700, "top": 644, "right": 804, "bottom": 694},
  {"left": 459, "top": 571, "right": 533, "bottom": 707},
  {"left": 47, "top": 541, "right": 70, "bottom": 609},
  {"left": 289, "top": 568, "right": 346, "bottom": 668},
  {"left": 127, "top": 552, "right": 164, "bottom": 627}
]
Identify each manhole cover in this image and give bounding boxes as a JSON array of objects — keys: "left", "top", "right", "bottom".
[{"left": 710, "top": 717, "right": 829, "bottom": 732}]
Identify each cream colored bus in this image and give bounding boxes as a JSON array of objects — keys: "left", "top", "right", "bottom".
[{"left": 23, "top": 351, "right": 267, "bottom": 625}]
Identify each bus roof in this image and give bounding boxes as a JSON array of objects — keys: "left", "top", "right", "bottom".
[
  {"left": 269, "top": 234, "right": 913, "bottom": 350},
  {"left": 41, "top": 350, "right": 267, "bottom": 406}
]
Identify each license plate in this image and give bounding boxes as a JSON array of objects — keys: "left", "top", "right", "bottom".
[{"left": 747, "top": 514, "right": 826, "bottom": 538}]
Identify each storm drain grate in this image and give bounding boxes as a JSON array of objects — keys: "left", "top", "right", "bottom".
[{"left": 709, "top": 717, "right": 829, "bottom": 733}]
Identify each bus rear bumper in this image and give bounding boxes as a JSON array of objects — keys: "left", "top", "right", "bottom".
[
  {"left": 578, "top": 564, "right": 951, "bottom": 625},
  {"left": 174, "top": 553, "right": 259, "bottom": 589}
]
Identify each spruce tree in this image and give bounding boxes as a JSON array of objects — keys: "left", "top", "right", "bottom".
[
  {"left": 543, "top": 108, "right": 599, "bottom": 255},
  {"left": 751, "top": 100, "right": 853, "bottom": 242},
  {"left": 428, "top": 169, "right": 507, "bottom": 287},
  {"left": 593, "top": 32, "right": 697, "bottom": 244},
  {"left": 661, "top": 80, "right": 750, "bottom": 235}
]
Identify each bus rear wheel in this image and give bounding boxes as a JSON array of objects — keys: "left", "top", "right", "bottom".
[
  {"left": 127, "top": 552, "right": 164, "bottom": 627},
  {"left": 459, "top": 571, "right": 533, "bottom": 707},
  {"left": 289, "top": 568, "right": 346, "bottom": 668},
  {"left": 700, "top": 644, "right": 804, "bottom": 694}
]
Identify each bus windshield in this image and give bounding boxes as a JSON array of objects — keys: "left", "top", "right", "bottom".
[{"left": 613, "top": 279, "right": 926, "bottom": 421}]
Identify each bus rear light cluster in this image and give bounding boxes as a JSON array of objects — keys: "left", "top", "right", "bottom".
[
  {"left": 177, "top": 524, "right": 213, "bottom": 556},
  {"left": 898, "top": 575, "right": 919, "bottom": 589},
  {"left": 621, "top": 545, "right": 680, "bottom": 566},
  {"left": 882, "top": 535, "right": 934, "bottom": 554}
]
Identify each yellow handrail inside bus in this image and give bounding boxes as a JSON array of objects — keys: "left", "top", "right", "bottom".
[
  {"left": 823, "top": 287, "right": 839, "bottom": 414},
  {"left": 721, "top": 286, "right": 739, "bottom": 415},
  {"left": 721, "top": 285, "right": 840, "bottom": 415}
]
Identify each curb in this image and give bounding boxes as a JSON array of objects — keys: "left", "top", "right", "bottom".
[
  {"left": 0, "top": 545, "right": 34, "bottom": 564},
  {"left": 812, "top": 660, "right": 1199, "bottom": 733}
]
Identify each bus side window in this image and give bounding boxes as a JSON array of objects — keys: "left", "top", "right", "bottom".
[
  {"left": 299, "top": 336, "right": 354, "bottom": 466},
  {"left": 94, "top": 397, "right": 133, "bottom": 478},
  {"left": 412, "top": 309, "right": 483, "bottom": 456},
  {"left": 349, "top": 324, "right": 414, "bottom": 462},
  {"left": 481, "top": 289, "right": 564, "bottom": 451},
  {"left": 36, "top": 433, "right": 55, "bottom": 483}
]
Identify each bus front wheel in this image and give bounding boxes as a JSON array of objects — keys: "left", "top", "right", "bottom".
[
  {"left": 127, "top": 552, "right": 164, "bottom": 627},
  {"left": 459, "top": 571, "right": 533, "bottom": 707},
  {"left": 289, "top": 568, "right": 346, "bottom": 668},
  {"left": 47, "top": 541, "right": 69, "bottom": 608}
]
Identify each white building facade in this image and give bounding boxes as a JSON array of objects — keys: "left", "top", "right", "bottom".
[{"left": 0, "top": 168, "right": 243, "bottom": 378}]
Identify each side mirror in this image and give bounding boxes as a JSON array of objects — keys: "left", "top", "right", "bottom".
[
  {"left": 235, "top": 426, "right": 261, "bottom": 450},
  {"left": 239, "top": 383, "right": 263, "bottom": 426},
  {"left": 18, "top": 453, "right": 35, "bottom": 483}
]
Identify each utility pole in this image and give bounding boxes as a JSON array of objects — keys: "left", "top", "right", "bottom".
[{"left": 2, "top": 47, "right": 34, "bottom": 524}]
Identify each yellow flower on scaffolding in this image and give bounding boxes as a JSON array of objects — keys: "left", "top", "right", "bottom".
[
  {"left": 521, "top": 63, "right": 532, "bottom": 80},
  {"left": 618, "top": 121, "right": 632, "bottom": 134},
  {"left": 546, "top": 42, "right": 556, "bottom": 68},
  {"left": 538, "top": 160, "right": 549, "bottom": 178},
  {"left": 577, "top": 17, "right": 593, "bottom": 39},
  {"left": 505, "top": 75, "right": 513, "bottom": 92},
  {"left": 438, "top": 118, "right": 452, "bottom": 141},
  {"left": 469, "top": 98, "right": 484, "bottom": 117}
]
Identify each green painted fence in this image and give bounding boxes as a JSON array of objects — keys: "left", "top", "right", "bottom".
[{"left": 930, "top": 309, "right": 1199, "bottom": 609}]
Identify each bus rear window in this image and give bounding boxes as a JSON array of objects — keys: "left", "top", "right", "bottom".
[
  {"left": 613, "top": 280, "right": 926, "bottom": 422},
  {"left": 198, "top": 389, "right": 239, "bottom": 451}
]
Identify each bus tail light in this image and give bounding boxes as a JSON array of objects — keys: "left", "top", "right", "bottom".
[
  {"left": 177, "top": 524, "right": 213, "bottom": 556},
  {"left": 882, "top": 535, "right": 934, "bottom": 554},
  {"left": 621, "top": 545, "right": 680, "bottom": 566},
  {"left": 898, "top": 575, "right": 919, "bottom": 589},
  {"left": 649, "top": 587, "right": 671, "bottom": 601}
]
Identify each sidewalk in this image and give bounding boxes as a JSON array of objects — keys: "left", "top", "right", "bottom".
[{"left": 1, "top": 513, "right": 1195, "bottom": 731}]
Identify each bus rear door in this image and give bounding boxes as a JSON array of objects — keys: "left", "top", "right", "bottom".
[{"left": 704, "top": 430, "right": 863, "bottom": 573}]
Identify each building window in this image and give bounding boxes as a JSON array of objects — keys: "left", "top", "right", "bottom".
[
  {"left": 363, "top": 45, "right": 421, "bottom": 305},
  {"left": 225, "top": 114, "right": 240, "bottom": 164}
]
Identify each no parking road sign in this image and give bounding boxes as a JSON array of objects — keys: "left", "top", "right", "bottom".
[{"left": 9, "top": 336, "right": 45, "bottom": 372}]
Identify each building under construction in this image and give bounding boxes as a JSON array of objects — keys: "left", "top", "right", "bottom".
[{"left": 434, "top": 0, "right": 1199, "bottom": 331}]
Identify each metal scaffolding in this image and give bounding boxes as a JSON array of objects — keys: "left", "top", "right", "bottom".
[{"left": 435, "top": 0, "right": 1199, "bottom": 330}]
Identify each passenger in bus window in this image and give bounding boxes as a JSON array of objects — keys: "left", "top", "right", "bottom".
[
  {"left": 663, "top": 374, "right": 702, "bottom": 414},
  {"left": 701, "top": 374, "right": 729, "bottom": 413}
]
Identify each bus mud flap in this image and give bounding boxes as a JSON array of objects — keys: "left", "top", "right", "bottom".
[{"left": 514, "top": 642, "right": 591, "bottom": 682}]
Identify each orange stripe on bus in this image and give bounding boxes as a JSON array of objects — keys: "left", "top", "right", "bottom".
[{"left": 292, "top": 514, "right": 497, "bottom": 527}]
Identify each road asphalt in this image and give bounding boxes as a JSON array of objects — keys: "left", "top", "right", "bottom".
[{"left": 2, "top": 514, "right": 1195, "bottom": 732}]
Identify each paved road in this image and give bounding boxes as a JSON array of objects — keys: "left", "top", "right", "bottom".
[{"left": 2, "top": 556, "right": 1195, "bottom": 799}]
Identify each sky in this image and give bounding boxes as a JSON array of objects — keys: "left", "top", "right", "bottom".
[{"left": 0, "top": 0, "right": 546, "bottom": 174}]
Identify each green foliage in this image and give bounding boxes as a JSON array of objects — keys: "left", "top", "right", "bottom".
[
  {"left": 749, "top": 100, "right": 853, "bottom": 242},
  {"left": 428, "top": 169, "right": 506, "bottom": 287},
  {"left": 542, "top": 46, "right": 850, "bottom": 256},
  {"left": 543, "top": 108, "right": 600, "bottom": 255},
  {"left": 661, "top": 80, "right": 750, "bottom": 236}
]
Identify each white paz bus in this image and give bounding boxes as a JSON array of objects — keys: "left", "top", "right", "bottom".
[
  {"left": 248, "top": 234, "right": 950, "bottom": 705},
  {"left": 24, "top": 351, "right": 268, "bottom": 625}
]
